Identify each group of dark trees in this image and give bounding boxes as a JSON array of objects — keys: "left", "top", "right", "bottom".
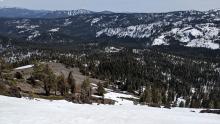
[
  {"left": 0, "top": 58, "right": 22, "bottom": 98},
  {"left": 30, "top": 63, "right": 105, "bottom": 103}
]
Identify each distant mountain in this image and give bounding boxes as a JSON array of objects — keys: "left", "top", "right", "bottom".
[
  {"left": 0, "top": 8, "right": 220, "bottom": 49},
  {"left": 43, "top": 9, "right": 95, "bottom": 18},
  {"left": 0, "top": 7, "right": 114, "bottom": 18},
  {"left": 98, "top": 11, "right": 115, "bottom": 14},
  {"left": 0, "top": 7, "right": 49, "bottom": 18}
]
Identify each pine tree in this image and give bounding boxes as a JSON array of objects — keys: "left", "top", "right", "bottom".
[
  {"left": 81, "top": 78, "right": 91, "bottom": 103},
  {"left": 185, "top": 97, "right": 191, "bottom": 108},
  {"left": 157, "top": 89, "right": 162, "bottom": 104},
  {"left": 68, "top": 71, "right": 76, "bottom": 94},
  {"left": 208, "top": 100, "right": 214, "bottom": 109},
  {"left": 161, "top": 89, "right": 167, "bottom": 105},
  {"left": 190, "top": 96, "right": 201, "bottom": 108},
  {"left": 15, "top": 72, "right": 23, "bottom": 79},
  {"left": 97, "top": 82, "right": 105, "bottom": 96},
  {"left": 179, "top": 101, "right": 185, "bottom": 107},
  {"left": 103, "top": 81, "right": 110, "bottom": 88},
  {"left": 152, "top": 88, "right": 162, "bottom": 104},
  {"left": 167, "top": 90, "right": 174, "bottom": 104},
  {"left": 140, "top": 85, "right": 152, "bottom": 103},
  {"left": 33, "top": 64, "right": 56, "bottom": 96},
  {"left": 81, "top": 78, "right": 91, "bottom": 94},
  {"left": 43, "top": 65, "right": 56, "bottom": 96},
  {"left": 57, "top": 74, "right": 66, "bottom": 96}
]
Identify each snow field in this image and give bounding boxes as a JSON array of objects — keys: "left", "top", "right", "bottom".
[{"left": 0, "top": 95, "right": 219, "bottom": 124}]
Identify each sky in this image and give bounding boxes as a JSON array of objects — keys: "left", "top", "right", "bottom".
[{"left": 0, "top": 0, "right": 220, "bottom": 12}]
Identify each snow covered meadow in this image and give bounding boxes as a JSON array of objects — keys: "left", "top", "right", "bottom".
[{"left": 0, "top": 94, "right": 219, "bottom": 124}]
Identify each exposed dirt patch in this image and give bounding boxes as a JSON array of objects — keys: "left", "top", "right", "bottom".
[{"left": 47, "top": 62, "right": 104, "bottom": 85}]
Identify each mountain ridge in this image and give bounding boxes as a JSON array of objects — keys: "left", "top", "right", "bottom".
[
  {"left": 0, "top": 7, "right": 115, "bottom": 18},
  {"left": 0, "top": 7, "right": 219, "bottom": 49}
]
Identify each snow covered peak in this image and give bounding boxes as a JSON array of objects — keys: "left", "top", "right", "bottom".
[
  {"left": 66, "top": 9, "right": 94, "bottom": 16},
  {"left": 208, "top": 8, "right": 220, "bottom": 12}
]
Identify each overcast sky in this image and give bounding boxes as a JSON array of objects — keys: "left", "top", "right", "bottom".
[{"left": 0, "top": 0, "right": 220, "bottom": 12}]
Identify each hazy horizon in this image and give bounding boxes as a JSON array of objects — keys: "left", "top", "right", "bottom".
[{"left": 0, "top": 0, "right": 220, "bottom": 13}]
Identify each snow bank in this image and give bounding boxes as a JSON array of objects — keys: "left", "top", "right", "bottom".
[
  {"left": 91, "top": 17, "right": 101, "bottom": 26},
  {"left": 14, "top": 64, "right": 34, "bottom": 70},
  {"left": 104, "top": 90, "right": 138, "bottom": 105},
  {"left": 152, "top": 35, "right": 169, "bottom": 46},
  {"left": 0, "top": 95, "right": 219, "bottom": 124},
  {"left": 49, "top": 28, "right": 60, "bottom": 32}
]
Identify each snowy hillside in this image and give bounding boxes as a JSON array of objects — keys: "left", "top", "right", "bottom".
[
  {"left": 96, "top": 21, "right": 220, "bottom": 49},
  {"left": 0, "top": 95, "right": 219, "bottom": 124},
  {"left": 96, "top": 22, "right": 166, "bottom": 39},
  {"left": 152, "top": 23, "right": 220, "bottom": 49}
]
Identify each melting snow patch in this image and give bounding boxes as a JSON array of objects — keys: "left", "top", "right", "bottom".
[
  {"left": 152, "top": 35, "right": 169, "bottom": 46},
  {"left": 104, "top": 89, "right": 138, "bottom": 105},
  {"left": 49, "top": 28, "right": 60, "bottom": 32},
  {"left": 186, "top": 39, "right": 219, "bottom": 49},
  {"left": 14, "top": 65, "right": 34, "bottom": 70},
  {"left": 63, "top": 19, "right": 72, "bottom": 26},
  {"left": 91, "top": 18, "right": 101, "bottom": 26},
  {"left": 27, "top": 31, "right": 40, "bottom": 40},
  {"left": 176, "top": 97, "right": 186, "bottom": 107}
]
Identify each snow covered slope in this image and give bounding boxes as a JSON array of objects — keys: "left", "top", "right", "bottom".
[
  {"left": 97, "top": 22, "right": 220, "bottom": 49},
  {"left": 152, "top": 24, "right": 220, "bottom": 49},
  {"left": 0, "top": 95, "right": 219, "bottom": 124},
  {"left": 96, "top": 22, "right": 166, "bottom": 39}
]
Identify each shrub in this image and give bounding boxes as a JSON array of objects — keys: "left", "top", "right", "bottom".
[
  {"left": 179, "top": 101, "right": 185, "bottom": 107},
  {"left": 14, "top": 72, "right": 23, "bottom": 79},
  {"left": 0, "top": 83, "right": 8, "bottom": 96},
  {"left": 97, "top": 82, "right": 105, "bottom": 96},
  {"left": 8, "top": 86, "right": 21, "bottom": 98}
]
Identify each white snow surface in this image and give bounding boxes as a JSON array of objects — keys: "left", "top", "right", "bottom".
[
  {"left": 176, "top": 97, "right": 186, "bottom": 107},
  {"left": 0, "top": 95, "right": 220, "bottom": 124},
  {"left": 14, "top": 64, "right": 34, "bottom": 70},
  {"left": 49, "top": 28, "right": 60, "bottom": 32},
  {"left": 96, "top": 22, "right": 165, "bottom": 38},
  {"left": 96, "top": 21, "right": 220, "bottom": 49},
  {"left": 27, "top": 31, "right": 41, "bottom": 40},
  {"left": 153, "top": 24, "right": 220, "bottom": 49},
  {"left": 63, "top": 19, "right": 72, "bottom": 26},
  {"left": 91, "top": 17, "right": 101, "bottom": 26},
  {"left": 104, "top": 90, "right": 138, "bottom": 105},
  {"left": 152, "top": 35, "right": 169, "bottom": 46}
]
